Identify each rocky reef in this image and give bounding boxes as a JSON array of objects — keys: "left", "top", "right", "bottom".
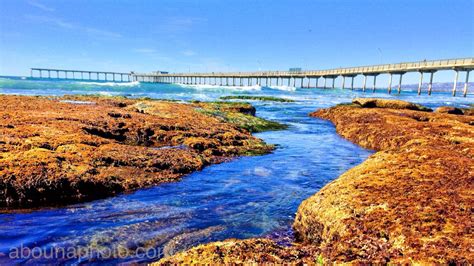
[
  {"left": 157, "top": 98, "right": 473, "bottom": 264},
  {"left": 0, "top": 95, "right": 278, "bottom": 209},
  {"left": 192, "top": 101, "right": 288, "bottom": 133},
  {"left": 219, "top": 95, "right": 295, "bottom": 102}
]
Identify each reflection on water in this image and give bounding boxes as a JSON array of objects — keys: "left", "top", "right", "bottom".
[{"left": 0, "top": 77, "right": 472, "bottom": 264}]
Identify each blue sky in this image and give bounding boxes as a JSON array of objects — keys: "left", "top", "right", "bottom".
[{"left": 0, "top": 0, "right": 473, "bottom": 83}]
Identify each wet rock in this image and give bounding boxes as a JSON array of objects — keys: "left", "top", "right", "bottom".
[
  {"left": 155, "top": 238, "right": 319, "bottom": 265},
  {"left": 162, "top": 226, "right": 225, "bottom": 257},
  {"left": 0, "top": 95, "right": 274, "bottom": 209},
  {"left": 297, "top": 100, "right": 473, "bottom": 263},
  {"left": 219, "top": 95, "right": 296, "bottom": 103},
  {"left": 434, "top": 106, "right": 464, "bottom": 115},
  {"left": 352, "top": 98, "right": 432, "bottom": 112},
  {"left": 193, "top": 102, "right": 287, "bottom": 133}
]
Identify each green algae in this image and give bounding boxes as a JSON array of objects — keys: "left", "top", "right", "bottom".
[
  {"left": 194, "top": 101, "right": 288, "bottom": 133},
  {"left": 219, "top": 95, "right": 295, "bottom": 102}
]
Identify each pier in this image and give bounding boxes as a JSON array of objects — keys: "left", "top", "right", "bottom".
[
  {"left": 134, "top": 57, "right": 473, "bottom": 97},
  {"left": 30, "top": 68, "right": 133, "bottom": 82}
]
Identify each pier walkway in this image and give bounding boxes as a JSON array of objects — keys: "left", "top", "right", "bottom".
[
  {"left": 134, "top": 58, "right": 473, "bottom": 97},
  {"left": 30, "top": 68, "right": 132, "bottom": 82}
]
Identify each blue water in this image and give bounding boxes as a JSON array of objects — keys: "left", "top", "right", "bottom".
[{"left": 0, "top": 76, "right": 472, "bottom": 264}]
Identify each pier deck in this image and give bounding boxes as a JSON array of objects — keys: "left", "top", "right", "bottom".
[
  {"left": 133, "top": 57, "right": 474, "bottom": 97},
  {"left": 30, "top": 68, "right": 132, "bottom": 82}
]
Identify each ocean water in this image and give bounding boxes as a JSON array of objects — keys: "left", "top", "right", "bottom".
[{"left": 0, "top": 76, "right": 472, "bottom": 264}]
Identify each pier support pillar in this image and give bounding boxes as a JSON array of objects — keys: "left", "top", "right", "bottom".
[
  {"left": 293, "top": 77, "right": 296, "bottom": 87},
  {"left": 372, "top": 75, "right": 377, "bottom": 92},
  {"left": 452, "top": 70, "right": 459, "bottom": 96},
  {"left": 463, "top": 70, "right": 470, "bottom": 97},
  {"left": 350, "top": 76, "right": 354, "bottom": 90},
  {"left": 362, "top": 75, "right": 367, "bottom": 92},
  {"left": 323, "top": 77, "right": 327, "bottom": 89},
  {"left": 417, "top": 72, "right": 423, "bottom": 95},
  {"left": 388, "top": 73, "right": 393, "bottom": 94},
  {"left": 397, "top": 73, "right": 403, "bottom": 94},
  {"left": 341, "top": 76, "right": 346, "bottom": 89},
  {"left": 428, "top": 72, "right": 435, "bottom": 95},
  {"left": 332, "top": 77, "right": 335, "bottom": 89}
]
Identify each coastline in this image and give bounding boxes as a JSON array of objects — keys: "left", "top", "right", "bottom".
[
  {"left": 0, "top": 95, "right": 283, "bottom": 210},
  {"left": 157, "top": 98, "right": 473, "bottom": 264}
]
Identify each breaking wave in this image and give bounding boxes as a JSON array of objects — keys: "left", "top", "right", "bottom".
[
  {"left": 76, "top": 81, "right": 140, "bottom": 87},
  {"left": 266, "top": 85, "right": 297, "bottom": 91},
  {"left": 176, "top": 83, "right": 262, "bottom": 91}
]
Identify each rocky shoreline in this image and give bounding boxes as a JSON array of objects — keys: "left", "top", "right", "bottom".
[
  {"left": 157, "top": 98, "right": 473, "bottom": 264},
  {"left": 0, "top": 95, "right": 282, "bottom": 210}
]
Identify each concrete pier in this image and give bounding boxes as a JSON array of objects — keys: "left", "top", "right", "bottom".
[
  {"left": 131, "top": 58, "right": 473, "bottom": 96},
  {"left": 417, "top": 72, "right": 423, "bottom": 95},
  {"left": 32, "top": 58, "right": 474, "bottom": 96},
  {"left": 464, "top": 71, "right": 470, "bottom": 97},
  {"left": 31, "top": 68, "right": 132, "bottom": 82}
]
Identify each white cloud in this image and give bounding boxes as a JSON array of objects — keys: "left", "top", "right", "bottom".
[
  {"left": 156, "top": 17, "right": 207, "bottom": 33},
  {"left": 25, "top": 15, "right": 122, "bottom": 38},
  {"left": 181, "top": 49, "right": 196, "bottom": 56},
  {"left": 28, "top": 0, "right": 55, "bottom": 12},
  {"left": 133, "top": 48, "right": 157, "bottom": 54},
  {"left": 132, "top": 48, "right": 175, "bottom": 62}
]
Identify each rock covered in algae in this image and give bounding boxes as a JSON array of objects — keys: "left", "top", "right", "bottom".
[
  {"left": 219, "top": 95, "right": 296, "bottom": 102},
  {"left": 294, "top": 99, "right": 473, "bottom": 263},
  {"left": 157, "top": 98, "right": 473, "bottom": 264},
  {"left": 0, "top": 95, "right": 275, "bottom": 209},
  {"left": 155, "top": 238, "right": 318, "bottom": 265},
  {"left": 192, "top": 101, "right": 287, "bottom": 133},
  {"left": 352, "top": 97, "right": 432, "bottom": 111},
  {"left": 435, "top": 106, "right": 464, "bottom": 115}
]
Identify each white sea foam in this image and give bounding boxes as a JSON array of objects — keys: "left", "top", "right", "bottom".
[
  {"left": 267, "top": 85, "right": 296, "bottom": 91},
  {"left": 176, "top": 83, "right": 262, "bottom": 91},
  {"left": 96, "top": 91, "right": 114, "bottom": 96},
  {"left": 77, "top": 81, "right": 140, "bottom": 87}
]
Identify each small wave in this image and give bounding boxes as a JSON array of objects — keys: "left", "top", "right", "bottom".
[
  {"left": 177, "top": 83, "right": 262, "bottom": 91},
  {"left": 76, "top": 81, "right": 140, "bottom": 87},
  {"left": 267, "top": 85, "right": 296, "bottom": 92}
]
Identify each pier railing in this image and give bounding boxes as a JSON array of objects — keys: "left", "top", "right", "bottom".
[
  {"left": 132, "top": 57, "right": 473, "bottom": 97},
  {"left": 31, "top": 57, "right": 474, "bottom": 96},
  {"left": 30, "top": 68, "right": 133, "bottom": 82},
  {"left": 140, "top": 58, "right": 473, "bottom": 77}
]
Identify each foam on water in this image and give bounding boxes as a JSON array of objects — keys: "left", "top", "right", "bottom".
[
  {"left": 177, "top": 83, "right": 262, "bottom": 91},
  {"left": 76, "top": 81, "right": 140, "bottom": 87},
  {"left": 266, "top": 85, "right": 297, "bottom": 92}
]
